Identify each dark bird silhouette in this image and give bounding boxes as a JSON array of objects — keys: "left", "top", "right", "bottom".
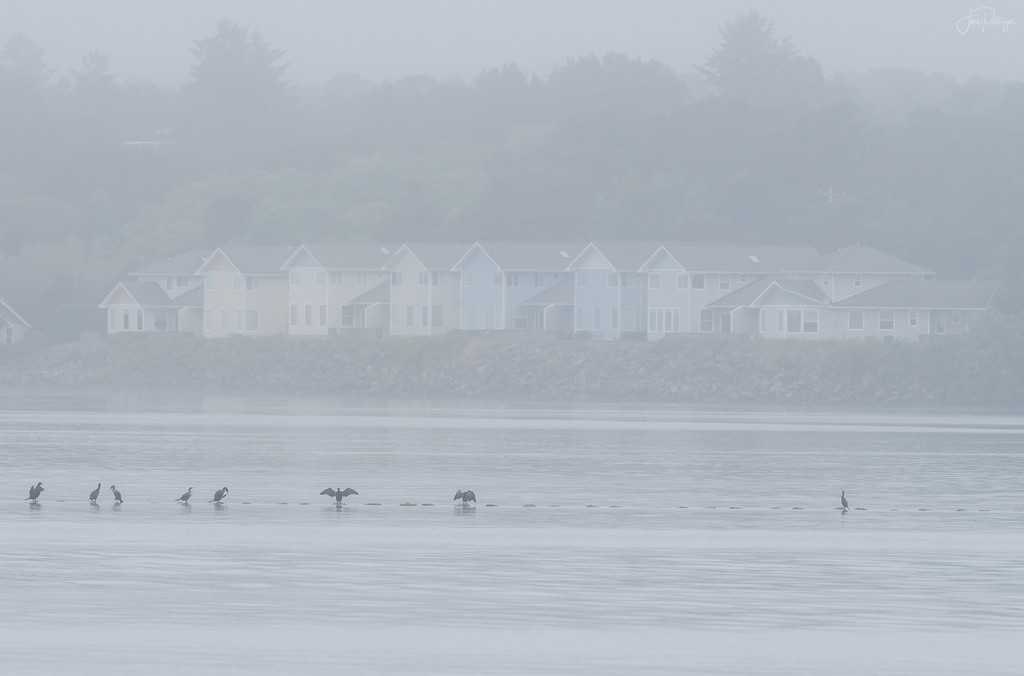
[
  {"left": 110, "top": 485, "right": 123, "bottom": 504},
  {"left": 454, "top": 490, "right": 476, "bottom": 504},
  {"left": 320, "top": 487, "right": 358, "bottom": 504},
  {"left": 89, "top": 483, "right": 101, "bottom": 503},
  {"left": 26, "top": 482, "right": 44, "bottom": 502},
  {"left": 210, "top": 487, "right": 229, "bottom": 503},
  {"left": 841, "top": 491, "right": 849, "bottom": 511},
  {"left": 176, "top": 487, "right": 194, "bottom": 504}
]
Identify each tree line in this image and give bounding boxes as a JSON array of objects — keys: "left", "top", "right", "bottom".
[{"left": 1, "top": 12, "right": 1022, "bottom": 339}]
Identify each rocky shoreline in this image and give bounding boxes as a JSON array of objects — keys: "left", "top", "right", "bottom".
[{"left": 1, "top": 332, "right": 1015, "bottom": 408}]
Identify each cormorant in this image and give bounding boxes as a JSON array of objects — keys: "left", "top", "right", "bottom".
[
  {"left": 89, "top": 483, "right": 101, "bottom": 503},
  {"left": 210, "top": 487, "right": 229, "bottom": 503},
  {"left": 454, "top": 490, "right": 476, "bottom": 504},
  {"left": 177, "top": 487, "right": 194, "bottom": 504},
  {"left": 26, "top": 482, "right": 44, "bottom": 502},
  {"left": 320, "top": 487, "right": 358, "bottom": 504},
  {"left": 841, "top": 491, "right": 849, "bottom": 511},
  {"left": 110, "top": 485, "right": 123, "bottom": 504}
]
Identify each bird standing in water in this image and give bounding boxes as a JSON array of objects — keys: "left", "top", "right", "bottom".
[
  {"left": 320, "top": 487, "right": 358, "bottom": 504},
  {"left": 841, "top": 491, "right": 849, "bottom": 511},
  {"left": 210, "top": 487, "right": 229, "bottom": 504},
  {"left": 454, "top": 490, "right": 476, "bottom": 505},
  {"left": 110, "top": 485, "right": 123, "bottom": 504},
  {"left": 89, "top": 483, "right": 102, "bottom": 503},
  {"left": 176, "top": 487, "right": 193, "bottom": 504},
  {"left": 26, "top": 482, "right": 44, "bottom": 502}
]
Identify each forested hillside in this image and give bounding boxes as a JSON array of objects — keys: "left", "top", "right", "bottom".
[{"left": 1, "top": 12, "right": 1022, "bottom": 339}]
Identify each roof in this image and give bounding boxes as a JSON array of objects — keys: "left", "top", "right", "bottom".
[
  {"left": 660, "top": 243, "right": 825, "bottom": 273},
  {"left": 834, "top": 280, "right": 999, "bottom": 310},
  {"left": 709, "top": 277, "right": 830, "bottom": 308},
  {"left": 588, "top": 241, "right": 664, "bottom": 270},
  {"left": 118, "top": 281, "right": 174, "bottom": 307},
  {"left": 170, "top": 285, "right": 204, "bottom": 308},
  {"left": 394, "top": 242, "right": 472, "bottom": 270},
  {"left": 346, "top": 281, "right": 390, "bottom": 305},
  {"left": 197, "top": 246, "right": 293, "bottom": 275},
  {"left": 821, "top": 244, "right": 934, "bottom": 275},
  {"left": 459, "top": 241, "right": 586, "bottom": 271},
  {"left": 519, "top": 277, "right": 575, "bottom": 306},
  {"left": 283, "top": 243, "right": 398, "bottom": 270},
  {"left": 0, "top": 296, "right": 30, "bottom": 327},
  {"left": 129, "top": 249, "right": 211, "bottom": 276}
]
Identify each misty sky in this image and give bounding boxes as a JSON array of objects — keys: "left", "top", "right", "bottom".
[{"left": 5, "top": 0, "right": 1023, "bottom": 86}]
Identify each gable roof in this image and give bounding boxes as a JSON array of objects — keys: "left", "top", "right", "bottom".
[
  {"left": 0, "top": 296, "right": 30, "bottom": 328},
  {"left": 345, "top": 281, "right": 390, "bottom": 305},
  {"left": 834, "top": 280, "right": 999, "bottom": 310},
  {"left": 460, "top": 241, "right": 584, "bottom": 271},
  {"left": 661, "top": 243, "right": 824, "bottom": 273},
  {"left": 99, "top": 281, "right": 172, "bottom": 308},
  {"left": 821, "top": 244, "right": 934, "bottom": 275},
  {"left": 197, "top": 246, "right": 293, "bottom": 275},
  {"left": 393, "top": 242, "right": 471, "bottom": 270},
  {"left": 282, "top": 243, "right": 397, "bottom": 270},
  {"left": 519, "top": 277, "right": 575, "bottom": 306},
  {"left": 129, "top": 249, "right": 211, "bottom": 276},
  {"left": 709, "top": 277, "right": 829, "bottom": 308}
]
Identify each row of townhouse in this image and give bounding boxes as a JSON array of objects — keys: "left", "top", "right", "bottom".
[{"left": 99, "top": 241, "right": 999, "bottom": 343}]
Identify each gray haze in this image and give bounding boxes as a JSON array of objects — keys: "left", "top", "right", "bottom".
[{"left": 5, "top": 0, "right": 1022, "bottom": 85}]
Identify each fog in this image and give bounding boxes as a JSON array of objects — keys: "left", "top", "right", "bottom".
[{"left": 7, "top": 0, "right": 1022, "bottom": 85}]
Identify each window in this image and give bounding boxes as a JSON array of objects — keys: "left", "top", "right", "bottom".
[
  {"left": 608, "top": 273, "right": 618, "bottom": 287},
  {"left": 432, "top": 272, "right": 441, "bottom": 286},
  {"left": 535, "top": 273, "right": 544, "bottom": 287},
  {"left": 153, "top": 310, "right": 168, "bottom": 330},
  {"left": 854, "top": 274, "right": 863, "bottom": 287},
  {"left": 246, "top": 277, "right": 260, "bottom": 291},
  {"left": 506, "top": 272, "right": 519, "bottom": 287},
  {"left": 802, "top": 310, "right": 818, "bottom": 333},
  {"left": 677, "top": 274, "right": 687, "bottom": 289},
  {"left": 849, "top": 310, "right": 864, "bottom": 330},
  {"left": 649, "top": 308, "right": 680, "bottom": 333},
  {"left": 699, "top": 309, "right": 713, "bottom": 332},
  {"left": 692, "top": 274, "right": 705, "bottom": 289},
  {"left": 952, "top": 311, "right": 962, "bottom": 324},
  {"left": 357, "top": 272, "right": 367, "bottom": 286},
  {"left": 391, "top": 271, "right": 402, "bottom": 285},
  {"left": 289, "top": 271, "right": 301, "bottom": 286},
  {"left": 431, "top": 305, "right": 444, "bottom": 328},
  {"left": 879, "top": 310, "right": 895, "bottom": 330},
  {"left": 622, "top": 307, "right": 635, "bottom": 331},
  {"left": 576, "top": 272, "right": 587, "bottom": 287},
  {"left": 316, "top": 271, "right": 326, "bottom": 286},
  {"left": 234, "top": 276, "right": 244, "bottom": 291},
  {"left": 341, "top": 306, "right": 355, "bottom": 328},
  {"left": 620, "top": 272, "right": 631, "bottom": 288},
  {"left": 649, "top": 273, "right": 661, "bottom": 289},
  {"left": 909, "top": 311, "right": 918, "bottom": 327},
  {"left": 720, "top": 276, "right": 731, "bottom": 290},
  {"left": 320, "top": 305, "right": 327, "bottom": 327},
  {"left": 739, "top": 274, "right": 748, "bottom": 283},
  {"left": 122, "top": 311, "right": 130, "bottom": 331},
  {"left": 419, "top": 272, "right": 429, "bottom": 286},
  {"left": 514, "top": 307, "right": 528, "bottom": 329},
  {"left": 304, "top": 304, "right": 313, "bottom": 327},
  {"left": 330, "top": 271, "right": 343, "bottom": 286},
  {"left": 246, "top": 310, "right": 259, "bottom": 332},
  {"left": 136, "top": 310, "right": 143, "bottom": 330}
]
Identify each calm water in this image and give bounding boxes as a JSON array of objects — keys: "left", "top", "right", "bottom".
[{"left": 1, "top": 394, "right": 1023, "bottom": 675}]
